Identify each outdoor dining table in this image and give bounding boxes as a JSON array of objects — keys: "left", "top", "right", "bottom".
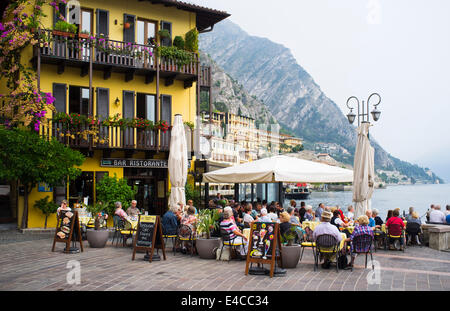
[
  {"left": 302, "top": 221, "right": 320, "bottom": 231},
  {"left": 79, "top": 216, "right": 93, "bottom": 225}
]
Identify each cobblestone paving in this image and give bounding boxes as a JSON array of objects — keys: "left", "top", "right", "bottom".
[{"left": 0, "top": 233, "right": 449, "bottom": 291}]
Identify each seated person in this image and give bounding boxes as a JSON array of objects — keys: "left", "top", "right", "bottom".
[
  {"left": 267, "top": 205, "right": 279, "bottom": 223},
  {"left": 126, "top": 200, "right": 141, "bottom": 220},
  {"left": 243, "top": 204, "right": 255, "bottom": 227},
  {"left": 57, "top": 199, "right": 71, "bottom": 217},
  {"left": 180, "top": 206, "right": 197, "bottom": 233},
  {"left": 114, "top": 201, "right": 132, "bottom": 229},
  {"left": 429, "top": 205, "right": 446, "bottom": 224},
  {"left": 385, "top": 209, "right": 405, "bottom": 250},
  {"left": 331, "top": 209, "right": 349, "bottom": 229},
  {"left": 366, "top": 209, "right": 376, "bottom": 229},
  {"left": 313, "top": 211, "right": 343, "bottom": 268},
  {"left": 186, "top": 199, "right": 198, "bottom": 215},
  {"left": 162, "top": 206, "right": 179, "bottom": 235},
  {"left": 287, "top": 207, "right": 300, "bottom": 225},
  {"left": 279, "top": 212, "right": 292, "bottom": 237},
  {"left": 304, "top": 205, "right": 315, "bottom": 221},
  {"left": 372, "top": 208, "right": 384, "bottom": 227},
  {"left": 257, "top": 208, "right": 272, "bottom": 222},
  {"left": 347, "top": 205, "right": 355, "bottom": 222},
  {"left": 220, "top": 209, "right": 248, "bottom": 257},
  {"left": 344, "top": 215, "right": 374, "bottom": 268},
  {"left": 406, "top": 211, "right": 422, "bottom": 245}
]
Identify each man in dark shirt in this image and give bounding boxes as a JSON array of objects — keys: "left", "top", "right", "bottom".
[{"left": 162, "top": 206, "right": 179, "bottom": 235}]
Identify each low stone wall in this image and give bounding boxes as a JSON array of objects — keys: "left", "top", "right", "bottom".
[{"left": 422, "top": 224, "right": 450, "bottom": 251}]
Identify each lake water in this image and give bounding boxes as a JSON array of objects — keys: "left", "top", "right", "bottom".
[{"left": 285, "top": 183, "right": 450, "bottom": 221}]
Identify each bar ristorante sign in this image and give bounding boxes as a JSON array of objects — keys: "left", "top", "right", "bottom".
[{"left": 100, "top": 158, "right": 168, "bottom": 168}]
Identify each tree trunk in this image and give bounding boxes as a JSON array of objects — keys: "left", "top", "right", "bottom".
[
  {"left": 44, "top": 215, "right": 48, "bottom": 229},
  {"left": 21, "top": 185, "right": 29, "bottom": 229},
  {"left": 95, "top": 217, "right": 100, "bottom": 230}
]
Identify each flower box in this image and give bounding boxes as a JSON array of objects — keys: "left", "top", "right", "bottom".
[{"left": 52, "top": 30, "right": 76, "bottom": 38}]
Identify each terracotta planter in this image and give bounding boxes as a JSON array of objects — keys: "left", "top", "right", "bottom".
[
  {"left": 78, "top": 33, "right": 90, "bottom": 39},
  {"left": 52, "top": 30, "right": 76, "bottom": 38},
  {"left": 124, "top": 22, "right": 131, "bottom": 29},
  {"left": 86, "top": 229, "right": 110, "bottom": 248},
  {"left": 196, "top": 238, "right": 220, "bottom": 259},
  {"left": 280, "top": 244, "right": 301, "bottom": 268}
]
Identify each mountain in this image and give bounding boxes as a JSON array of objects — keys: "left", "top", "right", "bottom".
[
  {"left": 200, "top": 51, "right": 277, "bottom": 126},
  {"left": 200, "top": 19, "right": 443, "bottom": 184}
]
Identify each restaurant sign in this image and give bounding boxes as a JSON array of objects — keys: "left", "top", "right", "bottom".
[{"left": 100, "top": 158, "right": 168, "bottom": 168}]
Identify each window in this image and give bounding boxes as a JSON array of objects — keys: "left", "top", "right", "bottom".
[
  {"left": 123, "top": 14, "right": 136, "bottom": 43},
  {"left": 160, "top": 20, "right": 172, "bottom": 47},
  {"left": 137, "top": 19, "right": 156, "bottom": 45},
  {"left": 160, "top": 95, "right": 172, "bottom": 125},
  {"left": 53, "top": 83, "right": 66, "bottom": 113},
  {"left": 96, "top": 9, "right": 109, "bottom": 37},
  {"left": 137, "top": 93, "right": 156, "bottom": 122},
  {"left": 69, "top": 86, "right": 90, "bottom": 115},
  {"left": 96, "top": 88, "right": 109, "bottom": 120}
]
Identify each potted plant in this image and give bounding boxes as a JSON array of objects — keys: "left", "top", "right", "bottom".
[
  {"left": 33, "top": 196, "right": 58, "bottom": 229},
  {"left": 53, "top": 20, "right": 77, "bottom": 38},
  {"left": 280, "top": 225, "right": 302, "bottom": 268},
  {"left": 195, "top": 209, "right": 221, "bottom": 259},
  {"left": 158, "top": 29, "right": 170, "bottom": 39},
  {"left": 78, "top": 30, "right": 90, "bottom": 39},
  {"left": 85, "top": 201, "right": 110, "bottom": 248},
  {"left": 124, "top": 22, "right": 131, "bottom": 29}
]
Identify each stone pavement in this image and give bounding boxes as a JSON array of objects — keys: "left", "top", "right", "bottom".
[{"left": 0, "top": 232, "right": 449, "bottom": 291}]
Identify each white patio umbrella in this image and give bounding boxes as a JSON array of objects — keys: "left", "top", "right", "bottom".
[
  {"left": 168, "top": 114, "right": 188, "bottom": 208},
  {"left": 352, "top": 122, "right": 375, "bottom": 218},
  {"left": 202, "top": 155, "right": 353, "bottom": 183}
]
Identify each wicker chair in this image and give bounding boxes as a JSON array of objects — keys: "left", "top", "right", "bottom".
[
  {"left": 219, "top": 227, "right": 245, "bottom": 261},
  {"left": 176, "top": 224, "right": 196, "bottom": 256},
  {"left": 350, "top": 233, "right": 374, "bottom": 271},
  {"left": 315, "top": 234, "right": 340, "bottom": 272}
]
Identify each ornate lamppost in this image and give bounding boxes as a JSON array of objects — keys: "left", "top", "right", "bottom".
[{"left": 346, "top": 92, "right": 382, "bottom": 127}]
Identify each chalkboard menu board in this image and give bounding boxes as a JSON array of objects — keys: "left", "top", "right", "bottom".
[
  {"left": 52, "top": 210, "right": 83, "bottom": 253},
  {"left": 132, "top": 215, "right": 166, "bottom": 262},
  {"left": 245, "top": 222, "right": 280, "bottom": 278},
  {"left": 136, "top": 216, "right": 156, "bottom": 247}
]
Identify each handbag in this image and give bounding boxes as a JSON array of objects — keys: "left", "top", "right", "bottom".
[
  {"left": 337, "top": 253, "right": 348, "bottom": 269},
  {"left": 215, "top": 247, "right": 231, "bottom": 261}
]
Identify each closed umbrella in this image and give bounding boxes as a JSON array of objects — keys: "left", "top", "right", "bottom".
[
  {"left": 353, "top": 122, "right": 375, "bottom": 218},
  {"left": 168, "top": 114, "right": 188, "bottom": 209}
]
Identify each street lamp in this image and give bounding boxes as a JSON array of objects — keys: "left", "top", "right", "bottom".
[{"left": 346, "top": 93, "right": 381, "bottom": 126}]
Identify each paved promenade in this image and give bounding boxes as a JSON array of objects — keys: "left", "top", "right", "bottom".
[{"left": 0, "top": 231, "right": 449, "bottom": 291}]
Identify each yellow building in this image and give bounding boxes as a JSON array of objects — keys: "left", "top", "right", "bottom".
[{"left": 0, "top": 0, "right": 229, "bottom": 228}]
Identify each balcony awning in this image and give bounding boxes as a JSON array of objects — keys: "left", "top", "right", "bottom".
[
  {"left": 202, "top": 155, "right": 354, "bottom": 184},
  {"left": 146, "top": 0, "right": 230, "bottom": 31}
]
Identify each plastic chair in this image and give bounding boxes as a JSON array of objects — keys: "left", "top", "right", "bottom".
[
  {"left": 405, "top": 222, "right": 422, "bottom": 246},
  {"left": 161, "top": 223, "right": 177, "bottom": 255},
  {"left": 219, "top": 227, "right": 245, "bottom": 261},
  {"left": 176, "top": 224, "right": 196, "bottom": 256},
  {"left": 315, "top": 234, "right": 340, "bottom": 272},
  {"left": 299, "top": 226, "right": 316, "bottom": 262},
  {"left": 385, "top": 223, "right": 405, "bottom": 252},
  {"left": 350, "top": 234, "right": 374, "bottom": 271}
]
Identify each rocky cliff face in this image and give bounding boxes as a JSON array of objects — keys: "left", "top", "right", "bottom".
[
  {"left": 200, "top": 51, "right": 276, "bottom": 126},
  {"left": 200, "top": 20, "right": 442, "bottom": 184}
]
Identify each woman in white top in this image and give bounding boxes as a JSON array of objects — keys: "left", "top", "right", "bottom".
[
  {"left": 258, "top": 208, "right": 272, "bottom": 222},
  {"left": 243, "top": 204, "right": 255, "bottom": 226},
  {"left": 57, "top": 200, "right": 71, "bottom": 216},
  {"left": 267, "top": 205, "right": 279, "bottom": 222}
]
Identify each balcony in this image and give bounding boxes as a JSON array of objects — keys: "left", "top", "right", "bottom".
[
  {"left": 35, "top": 29, "right": 204, "bottom": 87},
  {"left": 40, "top": 121, "right": 171, "bottom": 152}
]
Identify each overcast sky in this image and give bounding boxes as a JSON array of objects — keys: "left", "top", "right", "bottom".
[{"left": 188, "top": 0, "right": 450, "bottom": 180}]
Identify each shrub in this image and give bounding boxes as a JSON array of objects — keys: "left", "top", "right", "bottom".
[
  {"left": 33, "top": 196, "right": 58, "bottom": 229},
  {"left": 95, "top": 174, "right": 137, "bottom": 215},
  {"left": 173, "top": 35, "right": 185, "bottom": 50},
  {"left": 185, "top": 28, "right": 198, "bottom": 53}
]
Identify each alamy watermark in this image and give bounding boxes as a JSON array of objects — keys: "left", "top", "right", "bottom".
[{"left": 66, "top": 260, "right": 81, "bottom": 285}]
